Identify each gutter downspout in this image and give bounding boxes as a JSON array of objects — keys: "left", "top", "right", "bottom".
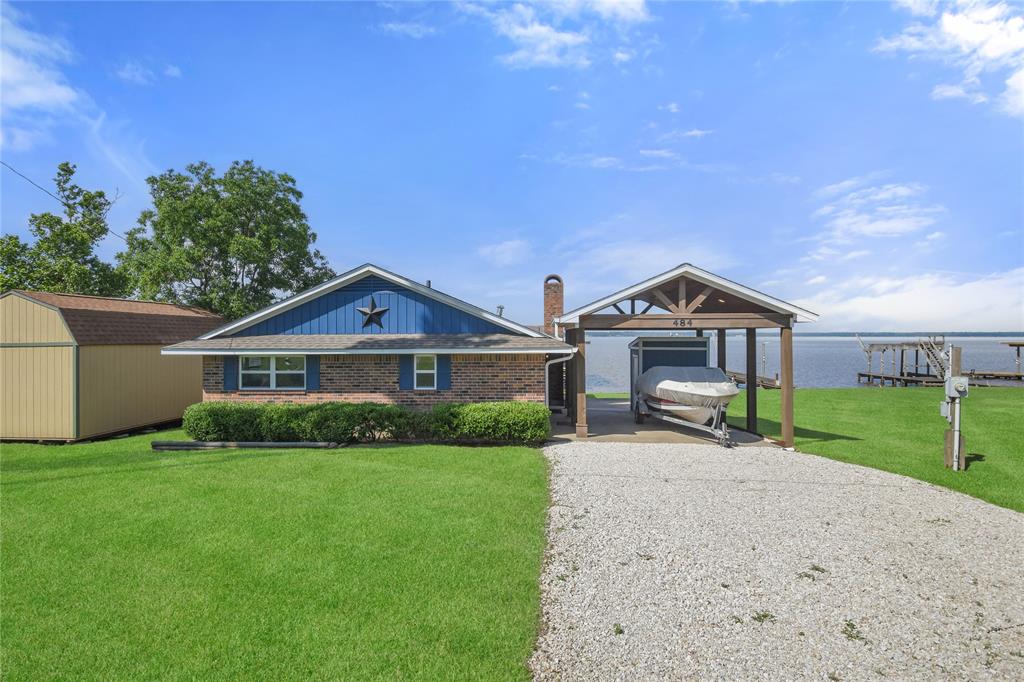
[{"left": 544, "top": 350, "right": 575, "bottom": 412}]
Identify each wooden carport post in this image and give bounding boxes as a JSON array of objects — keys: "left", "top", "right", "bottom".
[
  {"left": 745, "top": 328, "right": 757, "bottom": 433},
  {"left": 575, "top": 325, "right": 587, "bottom": 438},
  {"left": 780, "top": 324, "right": 794, "bottom": 447},
  {"left": 717, "top": 329, "right": 727, "bottom": 370}
]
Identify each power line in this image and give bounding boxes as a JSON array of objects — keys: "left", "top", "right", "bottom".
[{"left": 1, "top": 160, "right": 128, "bottom": 242}]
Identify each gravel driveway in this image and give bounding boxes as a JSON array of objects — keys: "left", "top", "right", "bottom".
[{"left": 530, "top": 442, "right": 1024, "bottom": 680}]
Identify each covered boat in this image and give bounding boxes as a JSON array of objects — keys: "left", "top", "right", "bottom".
[{"left": 635, "top": 366, "right": 740, "bottom": 426}]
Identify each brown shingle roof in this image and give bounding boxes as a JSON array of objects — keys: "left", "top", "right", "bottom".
[
  {"left": 14, "top": 291, "right": 223, "bottom": 346},
  {"left": 164, "top": 333, "right": 572, "bottom": 354}
]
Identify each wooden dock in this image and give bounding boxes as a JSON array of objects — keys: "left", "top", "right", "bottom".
[
  {"left": 726, "top": 369, "right": 781, "bottom": 389},
  {"left": 856, "top": 335, "right": 1024, "bottom": 387}
]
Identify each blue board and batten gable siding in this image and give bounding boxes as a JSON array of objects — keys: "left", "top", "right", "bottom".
[{"left": 232, "top": 275, "right": 511, "bottom": 336}]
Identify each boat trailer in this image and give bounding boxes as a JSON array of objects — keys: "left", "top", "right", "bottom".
[{"left": 632, "top": 395, "right": 733, "bottom": 447}]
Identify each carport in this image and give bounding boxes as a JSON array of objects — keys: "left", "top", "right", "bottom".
[{"left": 552, "top": 263, "right": 818, "bottom": 447}]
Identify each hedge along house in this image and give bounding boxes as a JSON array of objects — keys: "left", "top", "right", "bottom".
[
  {"left": 162, "top": 264, "right": 574, "bottom": 405},
  {"left": 0, "top": 291, "right": 223, "bottom": 441}
]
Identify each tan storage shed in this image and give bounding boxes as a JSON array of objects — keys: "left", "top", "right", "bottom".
[{"left": 1, "top": 291, "right": 222, "bottom": 441}]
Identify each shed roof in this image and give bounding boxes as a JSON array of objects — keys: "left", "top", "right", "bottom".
[
  {"left": 163, "top": 333, "right": 571, "bottom": 355},
  {"left": 9, "top": 291, "right": 222, "bottom": 345}
]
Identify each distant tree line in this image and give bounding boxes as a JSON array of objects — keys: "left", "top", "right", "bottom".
[{"left": 1, "top": 161, "right": 335, "bottom": 319}]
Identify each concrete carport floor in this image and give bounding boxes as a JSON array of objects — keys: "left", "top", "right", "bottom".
[{"left": 549, "top": 396, "right": 767, "bottom": 445}]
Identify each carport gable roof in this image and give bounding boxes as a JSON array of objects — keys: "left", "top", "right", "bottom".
[{"left": 554, "top": 263, "right": 819, "bottom": 324}]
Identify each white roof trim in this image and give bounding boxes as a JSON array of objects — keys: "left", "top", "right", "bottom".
[
  {"left": 163, "top": 347, "right": 570, "bottom": 356},
  {"left": 555, "top": 263, "right": 819, "bottom": 324},
  {"left": 201, "top": 263, "right": 546, "bottom": 339}
]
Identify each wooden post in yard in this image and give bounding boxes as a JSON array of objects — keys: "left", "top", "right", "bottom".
[
  {"left": 717, "top": 329, "right": 727, "bottom": 371},
  {"left": 575, "top": 326, "right": 588, "bottom": 438},
  {"left": 564, "top": 328, "right": 576, "bottom": 421},
  {"left": 746, "top": 328, "right": 758, "bottom": 433},
  {"left": 780, "top": 325, "right": 794, "bottom": 448}
]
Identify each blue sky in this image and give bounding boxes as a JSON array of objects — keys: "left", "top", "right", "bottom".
[{"left": 2, "top": 0, "right": 1022, "bottom": 331}]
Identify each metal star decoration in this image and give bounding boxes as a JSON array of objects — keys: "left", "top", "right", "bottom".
[{"left": 357, "top": 295, "right": 389, "bottom": 329}]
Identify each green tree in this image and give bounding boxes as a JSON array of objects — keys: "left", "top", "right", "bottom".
[
  {"left": 0, "top": 162, "right": 127, "bottom": 295},
  {"left": 118, "top": 161, "right": 334, "bottom": 320}
]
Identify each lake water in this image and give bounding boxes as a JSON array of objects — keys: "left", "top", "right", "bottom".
[{"left": 584, "top": 333, "right": 1024, "bottom": 392}]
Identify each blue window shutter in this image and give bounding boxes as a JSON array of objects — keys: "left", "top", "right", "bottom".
[
  {"left": 306, "top": 355, "right": 320, "bottom": 390},
  {"left": 223, "top": 356, "right": 238, "bottom": 390},
  {"left": 437, "top": 355, "right": 451, "bottom": 390},
  {"left": 398, "top": 355, "right": 413, "bottom": 390}
]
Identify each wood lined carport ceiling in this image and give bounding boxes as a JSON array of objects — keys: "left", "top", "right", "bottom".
[
  {"left": 555, "top": 263, "right": 819, "bottom": 330},
  {"left": 589, "top": 279, "right": 787, "bottom": 328}
]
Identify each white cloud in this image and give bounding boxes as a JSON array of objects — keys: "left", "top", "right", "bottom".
[
  {"left": 547, "top": 84, "right": 563, "bottom": 91},
  {"left": 659, "top": 101, "right": 680, "bottom": 113},
  {"left": 0, "top": 5, "right": 78, "bottom": 113},
  {"left": 659, "top": 127, "right": 714, "bottom": 141},
  {"left": 876, "top": 0, "right": 1024, "bottom": 118},
  {"left": 931, "top": 81, "right": 989, "bottom": 102},
  {"left": 461, "top": 1, "right": 650, "bottom": 69},
  {"left": 638, "top": 148, "right": 678, "bottom": 158},
  {"left": 1004, "top": 65, "right": 1024, "bottom": 115},
  {"left": 379, "top": 21, "right": 437, "bottom": 38},
  {"left": 163, "top": 64, "right": 183, "bottom": 78},
  {"left": 894, "top": 0, "right": 941, "bottom": 17},
  {"left": 582, "top": 0, "right": 650, "bottom": 24},
  {"left": 794, "top": 268, "right": 1024, "bottom": 331},
  {"left": 806, "top": 176, "right": 945, "bottom": 261},
  {"left": 806, "top": 275, "right": 828, "bottom": 285},
  {"left": 116, "top": 60, "right": 155, "bottom": 85},
  {"left": 0, "top": 6, "right": 80, "bottom": 151},
  {"left": 563, "top": 235, "right": 734, "bottom": 295},
  {"left": 574, "top": 101, "right": 592, "bottom": 109},
  {"left": 462, "top": 3, "right": 590, "bottom": 69},
  {"left": 478, "top": 239, "right": 532, "bottom": 266}
]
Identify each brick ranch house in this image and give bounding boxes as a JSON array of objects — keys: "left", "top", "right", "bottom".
[{"left": 163, "top": 264, "right": 573, "bottom": 407}]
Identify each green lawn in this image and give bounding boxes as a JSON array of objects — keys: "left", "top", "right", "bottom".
[
  {"left": 725, "top": 387, "right": 1024, "bottom": 513},
  {"left": 1, "top": 432, "right": 548, "bottom": 680}
]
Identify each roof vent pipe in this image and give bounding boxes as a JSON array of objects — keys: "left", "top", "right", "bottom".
[
  {"left": 425, "top": 280, "right": 431, "bottom": 288},
  {"left": 496, "top": 304, "right": 505, "bottom": 317}
]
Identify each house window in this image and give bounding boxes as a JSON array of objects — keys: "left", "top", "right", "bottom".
[
  {"left": 240, "top": 356, "right": 306, "bottom": 390},
  {"left": 414, "top": 354, "right": 436, "bottom": 390}
]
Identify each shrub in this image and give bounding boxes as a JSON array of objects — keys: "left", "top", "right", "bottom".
[
  {"left": 427, "top": 401, "right": 551, "bottom": 444},
  {"left": 437, "top": 402, "right": 551, "bottom": 444},
  {"left": 301, "top": 403, "right": 362, "bottom": 444},
  {"left": 259, "top": 404, "right": 313, "bottom": 442},
  {"left": 183, "top": 402, "right": 263, "bottom": 442},
  {"left": 182, "top": 400, "right": 551, "bottom": 445}
]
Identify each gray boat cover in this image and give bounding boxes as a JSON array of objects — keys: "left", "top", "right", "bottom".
[{"left": 636, "top": 366, "right": 740, "bottom": 407}]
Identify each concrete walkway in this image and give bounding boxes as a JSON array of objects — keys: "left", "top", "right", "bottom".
[
  {"left": 531, "top": 442, "right": 1024, "bottom": 680},
  {"left": 550, "top": 397, "right": 764, "bottom": 445}
]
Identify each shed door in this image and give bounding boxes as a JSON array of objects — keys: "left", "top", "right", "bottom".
[{"left": 0, "top": 346, "right": 75, "bottom": 439}]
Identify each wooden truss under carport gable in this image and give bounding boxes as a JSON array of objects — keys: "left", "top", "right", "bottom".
[{"left": 554, "top": 264, "right": 819, "bottom": 447}]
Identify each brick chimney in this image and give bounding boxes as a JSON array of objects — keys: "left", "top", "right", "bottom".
[{"left": 543, "top": 274, "right": 564, "bottom": 336}]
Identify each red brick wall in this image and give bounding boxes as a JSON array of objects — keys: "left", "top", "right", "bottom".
[
  {"left": 543, "top": 274, "right": 564, "bottom": 336},
  {"left": 202, "top": 354, "right": 546, "bottom": 405}
]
